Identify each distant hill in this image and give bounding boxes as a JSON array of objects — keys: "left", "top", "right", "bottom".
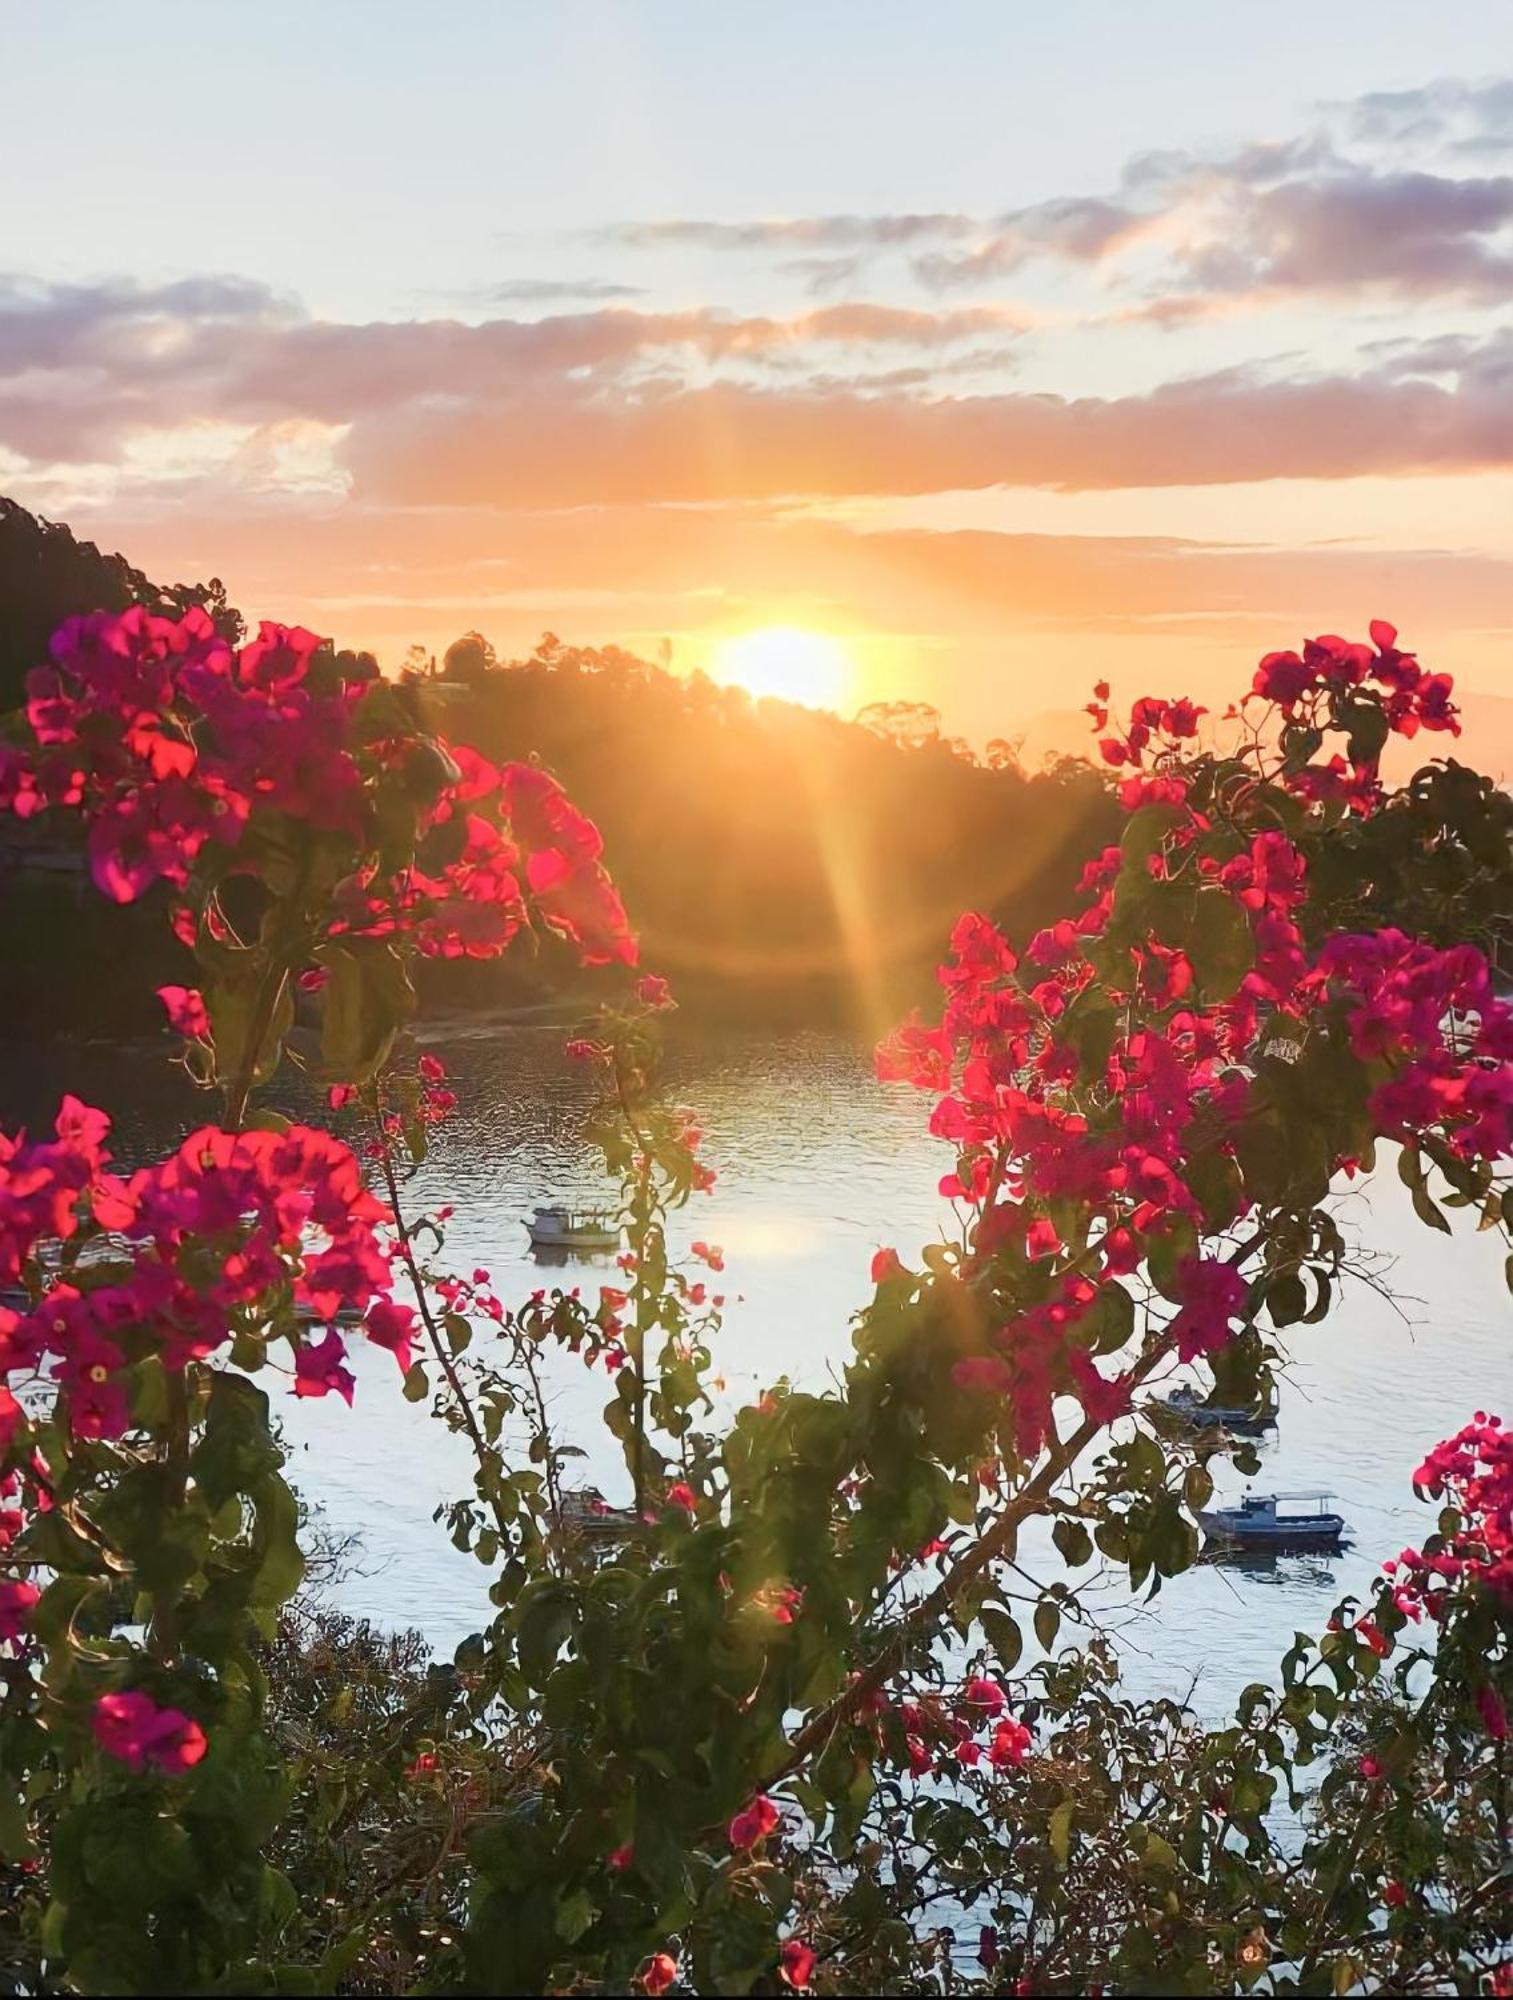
[
  {"left": 0, "top": 497, "right": 243, "bottom": 713},
  {"left": 0, "top": 499, "right": 1117, "bottom": 1036},
  {"left": 413, "top": 638, "right": 1118, "bottom": 1032}
]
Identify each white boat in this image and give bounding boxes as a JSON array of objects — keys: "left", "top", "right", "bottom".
[
  {"left": 526, "top": 1205, "right": 620, "bottom": 1253},
  {"left": 1199, "top": 1489, "right": 1348, "bottom": 1552}
]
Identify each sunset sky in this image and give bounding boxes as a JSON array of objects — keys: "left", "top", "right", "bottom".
[{"left": 4, "top": 2, "right": 1513, "bottom": 760}]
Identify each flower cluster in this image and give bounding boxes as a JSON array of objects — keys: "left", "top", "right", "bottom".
[
  {"left": 875, "top": 635, "right": 1510, "bottom": 1457},
  {"left": 0, "top": 1099, "right": 405, "bottom": 1443},
  {"left": 0, "top": 606, "right": 635, "bottom": 971},
  {"left": 1385, "top": 1415, "right": 1513, "bottom": 1616},
  {"left": 92, "top": 1690, "right": 207, "bottom": 1775},
  {"left": 1251, "top": 622, "right": 1459, "bottom": 739}
]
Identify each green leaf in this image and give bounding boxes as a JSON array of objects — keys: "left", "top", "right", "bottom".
[
  {"left": 207, "top": 969, "right": 295, "bottom": 1095},
  {"left": 317, "top": 942, "right": 416, "bottom": 1084},
  {"left": 1188, "top": 889, "right": 1255, "bottom": 1002},
  {"left": 1052, "top": 1518, "right": 1093, "bottom": 1567},
  {"left": 1266, "top": 1270, "right": 1308, "bottom": 1328},
  {"left": 980, "top": 1606, "right": 1023, "bottom": 1672},
  {"left": 1048, "top": 1798, "right": 1074, "bottom": 1869},
  {"left": 1033, "top": 1599, "right": 1061, "bottom": 1654},
  {"left": 1411, "top": 1184, "right": 1452, "bottom": 1235},
  {"left": 554, "top": 1889, "right": 598, "bottom": 1945}
]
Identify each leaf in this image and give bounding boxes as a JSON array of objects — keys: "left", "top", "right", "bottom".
[
  {"left": 317, "top": 942, "right": 416, "bottom": 1084},
  {"left": 1411, "top": 1184, "right": 1452, "bottom": 1235},
  {"left": 403, "top": 1362, "right": 430, "bottom": 1403},
  {"left": 207, "top": 969, "right": 296, "bottom": 1095},
  {"left": 1048, "top": 1798, "right": 1074, "bottom": 1869},
  {"left": 1188, "top": 890, "right": 1255, "bottom": 1003},
  {"left": 1266, "top": 1271, "right": 1308, "bottom": 1328},
  {"left": 1052, "top": 1518, "right": 1093, "bottom": 1568},
  {"left": 517, "top": 1584, "right": 575, "bottom": 1687},
  {"left": 980, "top": 1606, "right": 1022, "bottom": 1672},
  {"left": 1033, "top": 1599, "right": 1061, "bottom": 1654},
  {"left": 554, "top": 1889, "right": 598, "bottom": 1945}
]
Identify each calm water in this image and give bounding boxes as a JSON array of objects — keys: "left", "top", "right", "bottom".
[{"left": 5, "top": 1023, "right": 1508, "bottom": 1717}]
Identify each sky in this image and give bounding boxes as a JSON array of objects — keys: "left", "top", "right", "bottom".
[{"left": 3, "top": 1, "right": 1513, "bottom": 759}]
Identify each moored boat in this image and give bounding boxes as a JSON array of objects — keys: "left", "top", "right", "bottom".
[
  {"left": 526, "top": 1204, "right": 620, "bottom": 1253},
  {"left": 556, "top": 1487, "right": 638, "bottom": 1542},
  {"left": 1160, "top": 1383, "right": 1278, "bottom": 1437},
  {"left": 1199, "top": 1489, "right": 1348, "bottom": 1552}
]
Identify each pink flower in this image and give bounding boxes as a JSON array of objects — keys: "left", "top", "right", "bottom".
[
  {"left": 780, "top": 1938, "right": 817, "bottom": 1991},
  {"left": 156, "top": 985, "right": 211, "bottom": 1040},
  {"left": 728, "top": 1792, "right": 781, "bottom": 1850},
  {"left": 327, "top": 1084, "right": 359, "bottom": 1110},
  {"left": 1476, "top": 1684, "right": 1508, "bottom": 1740},
  {"left": 1025, "top": 1215, "right": 1061, "bottom": 1261},
  {"left": 635, "top": 973, "right": 675, "bottom": 1009},
  {"left": 962, "top": 1675, "right": 1005, "bottom": 1714},
  {"left": 92, "top": 1690, "right": 208, "bottom": 1774},
  {"left": 665, "top": 1482, "right": 698, "bottom": 1515},
  {"left": 0, "top": 1578, "right": 40, "bottom": 1646},
  {"left": 608, "top": 1842, "right": 635, "bottom": 1872},
  {"left": 418, "top": 1052, "right": 446, "bottom": 1082},
  {"left": 988, "top": 1715, "right": 1032, "bottom": 1768},
  {"left": 871, "top": 1247, "right": 905, "bottom": 1284},
  {"left": 1169, "top": 1256, "right": 1249, "bottom": 1363},
  {"left": 364, "top": 1299, "right": 417, "bottom": 1375},
  {"left": 641, "top": 1954, "right": 678, "bottom": 1998},
  {"left": 294, "top": 1328, "right": 356, "bottom": 1405}
]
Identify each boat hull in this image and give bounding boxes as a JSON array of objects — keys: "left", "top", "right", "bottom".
[{"left": 1199, "top": 1511, "right": 1346, "bottom": 1552}]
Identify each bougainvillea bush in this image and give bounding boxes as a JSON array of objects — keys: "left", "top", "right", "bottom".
[{"left": 0, "top": 608, "right": 1508, "bottom": 1994}]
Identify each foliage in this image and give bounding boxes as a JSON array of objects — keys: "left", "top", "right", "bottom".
[{"left": 0, "top": 604, "right": 1507, "bottom": 1994}]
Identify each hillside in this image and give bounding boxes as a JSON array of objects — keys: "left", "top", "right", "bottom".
[{"left": 0, "top": 500, "right": 1116, "bottom": 1035}]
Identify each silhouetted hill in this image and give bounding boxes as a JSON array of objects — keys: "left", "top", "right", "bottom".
[
  {"left": 0, "top": 499, "right": 1118, "bottom": 1036},
  {"left": 0, "top": 498, "right": 243, "bottom": 713},
  {"left": 412, "top": 637, "right": 1117, "bottom": 1031}
]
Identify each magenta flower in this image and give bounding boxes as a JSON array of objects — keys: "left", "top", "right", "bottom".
[
  {"left": 93, "top": 1690, "right": 208, "bottom": 1774},
  {"left": 294, "top": 1328, "right": 356, "bottom": 1405},
  {"left": 1169, "top": 1255, "right": 1250, "bottom": 1363},
  {"left": 156, "top": 985, "right": 211, "bottom": 1040}
]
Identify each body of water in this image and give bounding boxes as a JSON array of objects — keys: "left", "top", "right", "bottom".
[{"left": 5, "top": 1022, "right": 1507, "bottom": 1718}]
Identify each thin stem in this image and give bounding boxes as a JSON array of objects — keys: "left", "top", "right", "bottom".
[{"left": 374, "top": 1125, "right": 514, "bottom": 1548}]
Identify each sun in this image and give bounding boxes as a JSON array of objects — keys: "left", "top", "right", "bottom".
[{"left": 711, "top": 625, "right": 857, "bottom": 713}]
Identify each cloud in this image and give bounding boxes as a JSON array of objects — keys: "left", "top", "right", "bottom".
[
  {"left": 585, "top": 87, "right": 1513, "bottom": 310},
  {"left": 1339, "top": 77, "right": 1513, "bottom": 157},
  {"left": 6, "top": 267, "right": 1513, "bottom": 508},
  {"left": 776, "top": 254, "right": 866, "bottom": 296},
  {"left": 469, "top": 278, "right": 647, "bottom": 303},
  {"left": 0, "top": 280, "right": 1040, "bottom": 467},
  {"left": 340, "top": 335, "right": 1513, "bottom": 508},
  {"left": 595, "top": 213, "right": 974, "bottom": 252}
]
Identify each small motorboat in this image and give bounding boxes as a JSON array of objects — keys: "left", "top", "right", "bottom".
[
  {"left": 1160, "top": 1384, "right": 1278, "bottom": 1437},
  {"left": 526, "top": 1205, "right": 620, "bottom": 1253},
  {"left": 1199, "top": 1489, "right": 1349, "bottom": 1553}
]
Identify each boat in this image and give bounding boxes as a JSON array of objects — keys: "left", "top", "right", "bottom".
[
  {"left": 526, "top": 1205, "right": 620, "bottom": 1253},
  {"left": 1160, "top": 1384, "right": 1278, "bottom": 1437},
  {"left": 1199, "top": 1489, "right": 1349, "bottom": 1552},
  {"left": 556, "top": 1487, "right": 638, "bottom": 1543}
]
